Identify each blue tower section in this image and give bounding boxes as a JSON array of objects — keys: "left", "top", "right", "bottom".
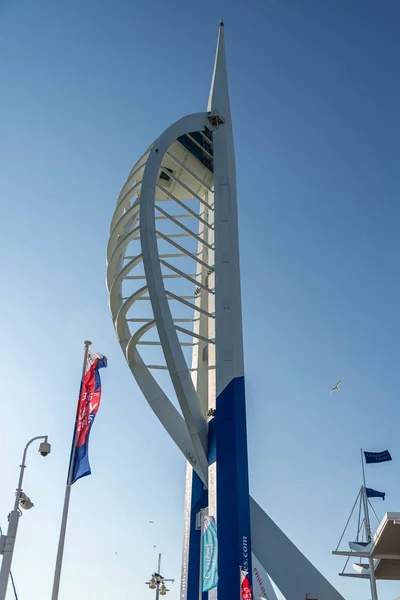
[
  {"left": 216, "top": 376, "right": 252, "bottom": 596},
  {"left": 186, "top": 470, "right": 208, "bottom": 600}
]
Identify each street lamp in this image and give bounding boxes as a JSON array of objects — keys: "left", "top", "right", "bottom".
[
  {"left": 148, "top": 577, "right": 156, "bottom": 590},
  {"left": 0, "top": 435, "right": 51, "bottom": 600},
  {"left": 145, "top": 554, "right": 174, "bottom": 599}
]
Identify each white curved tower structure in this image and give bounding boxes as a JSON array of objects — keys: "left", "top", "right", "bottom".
[{"left": 107, "top": 23, "right": 347, "bottom": 600}]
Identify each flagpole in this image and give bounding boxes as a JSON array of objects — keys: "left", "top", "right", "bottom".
[
  {"left": 51, "top": 341, "right": 91, "bottom": 600},
  {"left": 239, "top": 565, "right": 242, "bottom": 600},
  {"left": 361, "top": 448, "right": 379, "bottom": 600},
  {"left": 155, "top": 554, "right": 161, "bottom": 600},
  {"left": 361, "top": 448, "right": 372, "bottom": 539},
  {"left": 199, "top": 509, "right": 204, "bottom": 600}
]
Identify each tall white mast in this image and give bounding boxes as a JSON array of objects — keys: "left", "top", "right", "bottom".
[{"left": 107, "top": 21, "right": 348, "bottom": 600}]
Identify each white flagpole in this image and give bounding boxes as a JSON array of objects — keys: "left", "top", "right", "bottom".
[
  {"left": 51, "top": 341, "right": 91, "bottom": 600},
  {"left": 361, "top": 448, "right": 372, "bottom": 537},
  {"left": 155, "top": 553, "right": 161, "bottom": 600},
  {"left": 361, "top": 448, "right": 379, "bottom": 600}
]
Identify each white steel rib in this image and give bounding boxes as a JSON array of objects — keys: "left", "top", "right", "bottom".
[{"left": 107, "top": 114, "right": 217, "bottom": 486}]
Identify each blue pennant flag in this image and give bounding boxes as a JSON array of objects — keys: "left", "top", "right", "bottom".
[
  {"left": 366, "top": 487, "right": 385, "bottom": 501},
  {"left": 364, "top": 450, "right": 392, "bottom": 464},
  {"left": 202, "top": 516, "right": 218, "bottom": 592}
]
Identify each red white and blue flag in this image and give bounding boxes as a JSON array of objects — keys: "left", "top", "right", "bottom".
[{"left": 69, "top": 351, "right": 107, "bottom": 485}]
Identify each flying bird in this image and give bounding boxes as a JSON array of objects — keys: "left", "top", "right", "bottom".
[
  {"left": 330, "top": 381, "right": 342, "bottom": 393},
  {"left": 149, "top": 520, "right": 154, "bottom": 523}
]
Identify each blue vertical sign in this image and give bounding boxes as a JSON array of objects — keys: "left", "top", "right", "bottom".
[{"left": 202, "top": 516, "right": 218, "bottom": 592}]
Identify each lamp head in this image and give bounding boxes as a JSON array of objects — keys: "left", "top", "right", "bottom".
[
  {"left": 19, "top": 492, "right": 34, "bottom": 510},
  {"left": 148, "top": 577, "right": 156, "bottom": 590},
  {"left": 39, "top": 441, "right": 51, "bottom": 457}
]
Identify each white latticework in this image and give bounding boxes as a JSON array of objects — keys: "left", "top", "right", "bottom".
[{"left": 106, "top": 115, "right": 218, "bottom": 485}]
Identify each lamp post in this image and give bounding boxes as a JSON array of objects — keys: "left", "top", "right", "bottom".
[
  {"left": 145, "top": 554, "right": 174, "bottom": 599},
  {"left": 0, "top": 435, "right": 51, "bottom": 600}
]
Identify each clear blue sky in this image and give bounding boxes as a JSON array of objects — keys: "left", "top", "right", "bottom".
[{"left": 1, "top": 0, "right": 399, "bottom": 599}]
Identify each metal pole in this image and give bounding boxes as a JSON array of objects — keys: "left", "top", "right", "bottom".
[
  {"left": 199, "top": 511, "right": 203, "bottom": 600},
  {"left": 361, "top": 449, "right": 379, "bottom": 600},
  {"left": 155, "top": 554, "right": 161, "bottom": 600},
  {"left": 0, "top": 436, "right": 48, "bottom": 600},
  {"left": 0, "top": 513, "right": 19, "bottom": 600},
  {"left": 51, "top": 341, "right": 91, "bottom": 600},
  {"left": 0, "top": 525, "right": 18, "bottom": 600}
]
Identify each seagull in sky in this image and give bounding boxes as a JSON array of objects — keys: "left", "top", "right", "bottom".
[{"left": 330, "top": 381, "right": 342, "bottom": 393}]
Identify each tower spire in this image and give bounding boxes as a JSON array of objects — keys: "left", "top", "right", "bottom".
[{"left": 207, "top": 21, "right": 231, "bottom": 123}]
